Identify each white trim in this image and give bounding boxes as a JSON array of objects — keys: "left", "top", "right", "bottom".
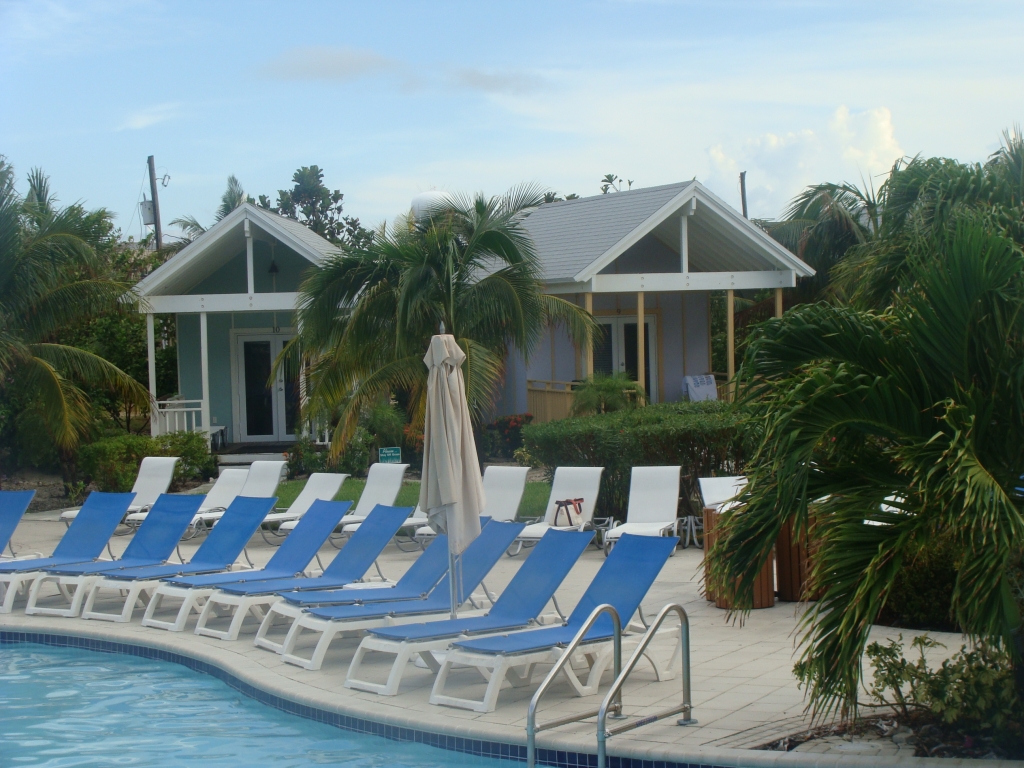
[
  {"left": 230, "top": 328, "right": 298, "bottom": 443},
  {"left": 245, "top": 217, "right": 255, "bottom": 295},
  {"left": 591, "top": 270, "right": 795, "bottom": 293},
  {"left": 146, "top": 313, "right": 157, "bottom": 436},
  {"left": 573, "top": 183, "right": 696, "bottom": 282},
  {"left": 141, "top": 293, "right": 300, "bottom": 314},
  {"left": 135, "top": 203, "right": 338, "bottom": 298},
  {"left": 572, "top": 182, "right": 814, "bottom": 283}
]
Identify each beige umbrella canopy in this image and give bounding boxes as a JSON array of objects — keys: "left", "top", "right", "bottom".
[{"left": 419, "top": 333, "right": 485, "bottom": 618}]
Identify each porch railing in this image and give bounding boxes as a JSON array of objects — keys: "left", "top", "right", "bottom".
[
  {"left": 526, "top": 379, "right": 576, "bottom": 424},
  {"left": 152, "top": 397, "right": 204, "bottom": 435}
]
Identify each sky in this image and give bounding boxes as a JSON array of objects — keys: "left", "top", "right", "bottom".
[{"left": 2, "top": 0, "right": 1022, "bottom": 242}]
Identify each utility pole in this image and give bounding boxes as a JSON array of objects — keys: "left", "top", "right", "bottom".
[
  {"left": 147, "top": 155, "right": 163, "bottom": 250},
  {"left": 739, "top": 171, "right": 749, "bottom": 219}
]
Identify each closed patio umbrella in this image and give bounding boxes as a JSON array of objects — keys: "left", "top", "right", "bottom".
[{"left": 420, "top": 333, "right": 485, "bottom": 619}]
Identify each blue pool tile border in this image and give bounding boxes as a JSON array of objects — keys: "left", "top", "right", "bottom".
[{"left": 0, "top": 630, "right": 729, "bottom": 768}]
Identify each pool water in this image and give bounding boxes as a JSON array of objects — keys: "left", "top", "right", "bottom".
[{"left": 0, "top": 644, "right": 501, "bottom": 767}]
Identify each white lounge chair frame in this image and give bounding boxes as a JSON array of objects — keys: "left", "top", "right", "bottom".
[
  {"left": 604, "top": 466, "right": 682, "bottom": 551},
  {"left": 192, "top": 461, "right": 286, "bottom": 528},
  {"left": 511, "top": 466, "right": 604, "bottom": 554},
  {"left": 260, "top": 472, "right": 348, "bottom": 541},
  {"left": 279, "top": 462, "right": 408, "bottom": 540},
  {"left": 60, "top": 456, "right": 179, "bottom": 525},
  {"left": 414, "top": 465, "right": 529, "bottom": 545}
]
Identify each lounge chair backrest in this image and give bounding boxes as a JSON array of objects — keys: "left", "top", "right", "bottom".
[
  {"left": 567, "top": 533, "right": 677, "bottom": 635},
  {"left": 698, "top": 476, "right": 747, "bottom": 510},
  {"left": 426, "top": 522, "right": 525, "bottom": 607},
  {"left": 52, "top": 492, "right": 137, "bottom": 559},
  {"left": 188, "top": 496, "right": 277, "bottom": 567},
  {"left": 625, "top": 466, "right": 681, "bottom": 524},
  {"left": 120, "top": 494, "right": 205, "bottom": 561},
  {"left": 481, "top": 466, "right": 528, "bottom": 522},
  {"left": 490, "top": 529, "right": 594, "bottom": 622},
  {"left": 130, "top": 457, "right": 179, "bottom": 510},
  {"left": 393, "top": 532, "right": 450, "bottom": 591},
  {"left": 543, "top": 467, "right": 604, "bottom": 525},
  {"left": 199, "top": 468, "right": 249, "bottom": 513},
  {"left": 239, "top": 461, "right": 286, "bottom": 498},
  {"left": 265, "top": 500, "right": 352, "bottom": 574},
  {"left": 286, "top": 473, "right": 347, "bottom": 517},
  {"left": 322, "top": 504, "right": 413, "bottom": 580},
  {"left": 351, "top": 463, "right": 409, "bottom": 517},
  {"left": 0, "top": 490, "right": 34, "bottom": 552},
  {"left": 410, "top": 505, "right": 426, "bottom": 520}
]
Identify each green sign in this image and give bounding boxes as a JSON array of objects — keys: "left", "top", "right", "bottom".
[{"left": 378, "top": 446, "right": 402, "bottom": 464}]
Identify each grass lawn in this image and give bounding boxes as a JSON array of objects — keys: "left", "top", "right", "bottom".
[{"left": 274, "top": 477, "right": 551, "bottom": 518}]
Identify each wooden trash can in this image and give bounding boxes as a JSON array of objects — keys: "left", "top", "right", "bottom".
[
  {"left": 776, "top": 516, "right": 820, "bottom": 602},
  {"left": 703, "top": 506, "right": 775, "bottom": 609}
]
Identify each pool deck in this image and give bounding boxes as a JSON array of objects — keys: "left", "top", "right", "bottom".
[{"left": 2, "top": 512, "right": 1009, "bottom": 768}]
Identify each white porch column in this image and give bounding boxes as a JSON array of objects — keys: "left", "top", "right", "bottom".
[
  {"left": 200, "top": 311, "right": 211, "bottom": 433},
  {"left": 146, "top": 313, "right": 158, "bottom": 436}
]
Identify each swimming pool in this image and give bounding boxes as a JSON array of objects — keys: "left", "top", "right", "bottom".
[{"left": 0, "top": 643, "right": 502, "bottom": 767}]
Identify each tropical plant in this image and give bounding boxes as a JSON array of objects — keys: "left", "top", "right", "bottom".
[
  {"left": 292, "top": 185, "right": 597, "bottom": 456},
  {"left": 707, "top": 217, "right": 1024, "bottom": 718},
  {"left": 0, "top": 158, "right": 149, "bottom": 479},
  {"left": 258, "top": 165, "right": 373, "bottom": 248},
  {"left": 569, "top": 372, "right": 646, "bottom": 416}
]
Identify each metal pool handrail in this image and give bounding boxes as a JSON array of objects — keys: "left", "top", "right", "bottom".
[
  {"left": 596, "top": 603, "right": 696, "bottom": 768},
  {"left": 526, "top": 604, "right": 622, "bottom": 768}
]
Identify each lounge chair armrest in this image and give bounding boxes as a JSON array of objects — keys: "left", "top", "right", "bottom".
[
  {"left": 516, "top": 515, "right": 542, "bottom": 524},
  {"left": 590, "top": 516, "right": 613, "bottom": 530}
]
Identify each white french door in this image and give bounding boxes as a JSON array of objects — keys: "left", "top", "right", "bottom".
[
  {"left": 592, "top": 315, "right": 659, "bottom": 402},
  {"left": 235, "top": 333, "right": 299, "bottom": 442}
]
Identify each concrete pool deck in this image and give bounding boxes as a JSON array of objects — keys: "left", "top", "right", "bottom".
[{"left": 1, "top": 512, "right": 1008, "bottom": 768}]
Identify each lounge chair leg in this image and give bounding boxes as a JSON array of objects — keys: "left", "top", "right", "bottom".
[{"left": 372, "top": 559, "right": 386, "bottom": 581}]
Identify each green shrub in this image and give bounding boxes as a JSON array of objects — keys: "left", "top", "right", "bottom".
[
  {"left": 522, "top": 401, "right": 747, "bottom": 520},
  {"left": 877, "top": 538, "right": 960, "bottom": 632},
  {"left": 77, "top": 432, "right": 214, "bottom": 492},
  {"left": 153, "top": 431, "right": 216, "bottom": 484},
  {"left": 338, "top": 426, "right": 375, "bottom": 477},
  {"left": 287, "top": 435, "right": 332, "bottom": 478},
  {"left": 570, "top": 373, "right": 646, "bottom": 416},
  {"left": 865, "top": 635, "right": 1022, "bottom": 748}
]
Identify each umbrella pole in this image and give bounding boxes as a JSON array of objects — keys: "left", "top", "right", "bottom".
[{"left": 449, "top": 550, "right": 460, "bottom": 620}]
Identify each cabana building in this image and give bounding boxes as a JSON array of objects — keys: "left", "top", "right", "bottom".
[{"left": 135, "top": 182, "right": 813, "bottom": 446}]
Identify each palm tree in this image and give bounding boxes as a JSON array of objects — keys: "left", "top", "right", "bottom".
[
  {"left": 293, "top": 185, "right": 597, "bottom": 456},
  {"left": 0, "top": 158, "right": 149, "bottom": 474},
  {"left": 708, "top": 216, "right": 1024, "bottom": 717},
  {"left": 168, "top": 174, "right": 249, "bottom": 245}
]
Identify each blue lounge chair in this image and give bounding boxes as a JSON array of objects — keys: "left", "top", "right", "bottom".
[
  {"left": 346, "top": 529, "right": 595, "bottom": 695},
  {"left": 0, "top": 490, "right": 35, "bottom": 558},
  {"left": 144, "top": 500, "right": 352, "bottom": 635},
  {"left": 79, "top": 495, "right": 277, "bottom": 623},
  {"left": 24, "top": 494, "right": 205, "bottom": 618},
  {"left": 266, "top": 521, "right": 526, "bottom": 670},
  {"left": 0, "top": 492, "right": 135, "bottom": 613},
  {"left": 431, "top": 533, "right": 677, "bottom": 712},
  {"left": 191, "top": 504, "right": 413, "bottom": 640}
]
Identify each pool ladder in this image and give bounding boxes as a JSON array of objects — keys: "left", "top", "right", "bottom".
[{"left": 525, "top": 603, "right": 695, "bottom": 768}]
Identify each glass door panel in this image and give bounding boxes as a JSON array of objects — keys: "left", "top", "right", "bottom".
[
  {"left": 592, "top": 316, "right": 658, "bottom": 401},
  {"left": 242, "top": 340, "right": 274, "bottom": 437},
  {"left": 622, "top": 322, "right": 651, "bottom": 395}
]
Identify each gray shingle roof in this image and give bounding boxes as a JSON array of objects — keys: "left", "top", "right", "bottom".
[{"left": 522, "top": 182, "right": 692, "bottom": 282}]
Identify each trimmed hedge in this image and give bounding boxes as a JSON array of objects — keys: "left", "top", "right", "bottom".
[
  {"left": 78, "top": 432, "right": 216, "bottom": 492},
  {"left": 521, "top": 401, "right": 747, "bottom": 521}
]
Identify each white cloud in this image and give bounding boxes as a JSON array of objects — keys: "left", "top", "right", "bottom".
[
  {"left": 450, "top": 68, "right": 542, "bottom": 95},
  {"left": 703, "top": 106, "right": 905, "bottom": 218},
  {"left": 262, "top": 46, "right": 399, "bottom": 82},
  {"left": 117, "top": 102, "right": 180, "bottom": 131}
]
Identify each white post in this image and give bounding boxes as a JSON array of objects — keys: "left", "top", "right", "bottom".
[
  {"left": 245, "top": 218, "right": 255, "bottom": 295},
  {"left": 200, "top": 312, "right": 211, "bottom": 435},
  {"left": 147, "top": 313, "right": 158, "bottom": 436},
  {"left": 680, "top": 198, "right": 695, "bottom": 274}
]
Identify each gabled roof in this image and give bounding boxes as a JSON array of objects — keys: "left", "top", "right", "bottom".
[
  {"left": 522, "top": 180, "right": 813, "bottom": 285},
  {"left": 135, "top": 203, "right": 340, "bottom": 296}
]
